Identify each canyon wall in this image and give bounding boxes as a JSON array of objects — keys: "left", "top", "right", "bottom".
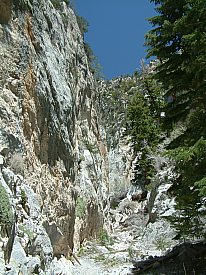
[{"left": 0, "top": 1, "right": 132, "bottom": 273}]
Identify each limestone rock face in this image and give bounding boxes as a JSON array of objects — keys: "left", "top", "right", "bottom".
[{"left": 0, "top": 0, "right": 111, "bottom": 269}]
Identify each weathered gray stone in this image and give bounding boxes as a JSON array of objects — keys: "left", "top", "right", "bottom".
[
  {"left": 28, "top": 225, "right": 53, "bottom": 268},
  {"left": 0, "top": 258, "right": 5, "bottom": 274},
  {"left": 9, "top": 239, "right": 27, "bottom": 273},
  {"left": 46, "top": 256, "right": 72, "bottom": 275},
  {"left": 27, "top": 256, "right": 41, "bottom": 274}
]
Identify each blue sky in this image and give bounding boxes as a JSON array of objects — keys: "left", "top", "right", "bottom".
[{"left": 73, "top": 0, "right": 156, "bottom": 79}]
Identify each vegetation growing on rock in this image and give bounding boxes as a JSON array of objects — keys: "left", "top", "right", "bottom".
[
  {"left": 126, "top": 64, "right": 164, "bottom": 188},
  {"left": 0, "top": 181, "right": 14, "bottom": 236}
]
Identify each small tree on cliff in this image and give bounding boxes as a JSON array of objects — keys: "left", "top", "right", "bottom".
[{"left": 127, "top": 63, "right": 164, "bottom": 187}]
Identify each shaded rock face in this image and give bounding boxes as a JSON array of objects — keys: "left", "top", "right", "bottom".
[
  {"left": 0, "top": 0, "right": 12, "bottom": 24},
  {"left": 0, "top": 0, "right": 110, "bottom": 265}
]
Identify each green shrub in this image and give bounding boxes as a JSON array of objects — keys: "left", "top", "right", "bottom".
[
  {"left": 82, "top": 139, "right": 98, "bottom": 154},
  {"left": 79, "top": 155, "right": 85, "bottom": 162},
  {"left": 75, "top": 197, "right": 86, "bottom": 219},
  {"left": 76, "top": 15, "right": 89, "bottom": 35},
  {"left": 51, "top": 0, "right": 62, "bottom": 9},
  {"left": 97, "top": 228, "right": 114, "bottom": 246},
  {"left": 77, "top": 245, "right": 85, "bottom": 256},
  {"left": 18, "top": 224, "right": 33, "bottom": 241},
  {"left": 153, "top": 236, "right": 171, "bottom": 251},
  {"left": 0, "top": 181, "right": 14, "bottom": 231}
]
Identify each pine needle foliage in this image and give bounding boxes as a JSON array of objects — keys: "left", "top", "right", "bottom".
[
  {"left": 126, "top": 63, "right": 164, "bottom": 187},
  {"left": 146, "top": 0, "right": 206, "bottom": 238}
]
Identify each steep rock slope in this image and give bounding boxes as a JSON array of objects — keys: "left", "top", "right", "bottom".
[{"left": 0, "top": 0, "right": 124, "bottom": 273}]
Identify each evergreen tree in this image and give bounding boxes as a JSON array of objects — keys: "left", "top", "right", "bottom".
[
  {"left": 146, "top": 0, "right": 206, "bottom": 127},
  {"left": 146, "top": 0, "right": 206, "bottom": 238},
  {"left": 127, "top": 63, "right": 164, "bottom": 187},
  {"left": 76, "top": 15, "right": 89, "bottom": 35}
]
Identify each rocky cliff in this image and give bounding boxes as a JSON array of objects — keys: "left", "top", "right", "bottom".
[{"left": 0, "top": 1, "right": 133, "bottom": 273}]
